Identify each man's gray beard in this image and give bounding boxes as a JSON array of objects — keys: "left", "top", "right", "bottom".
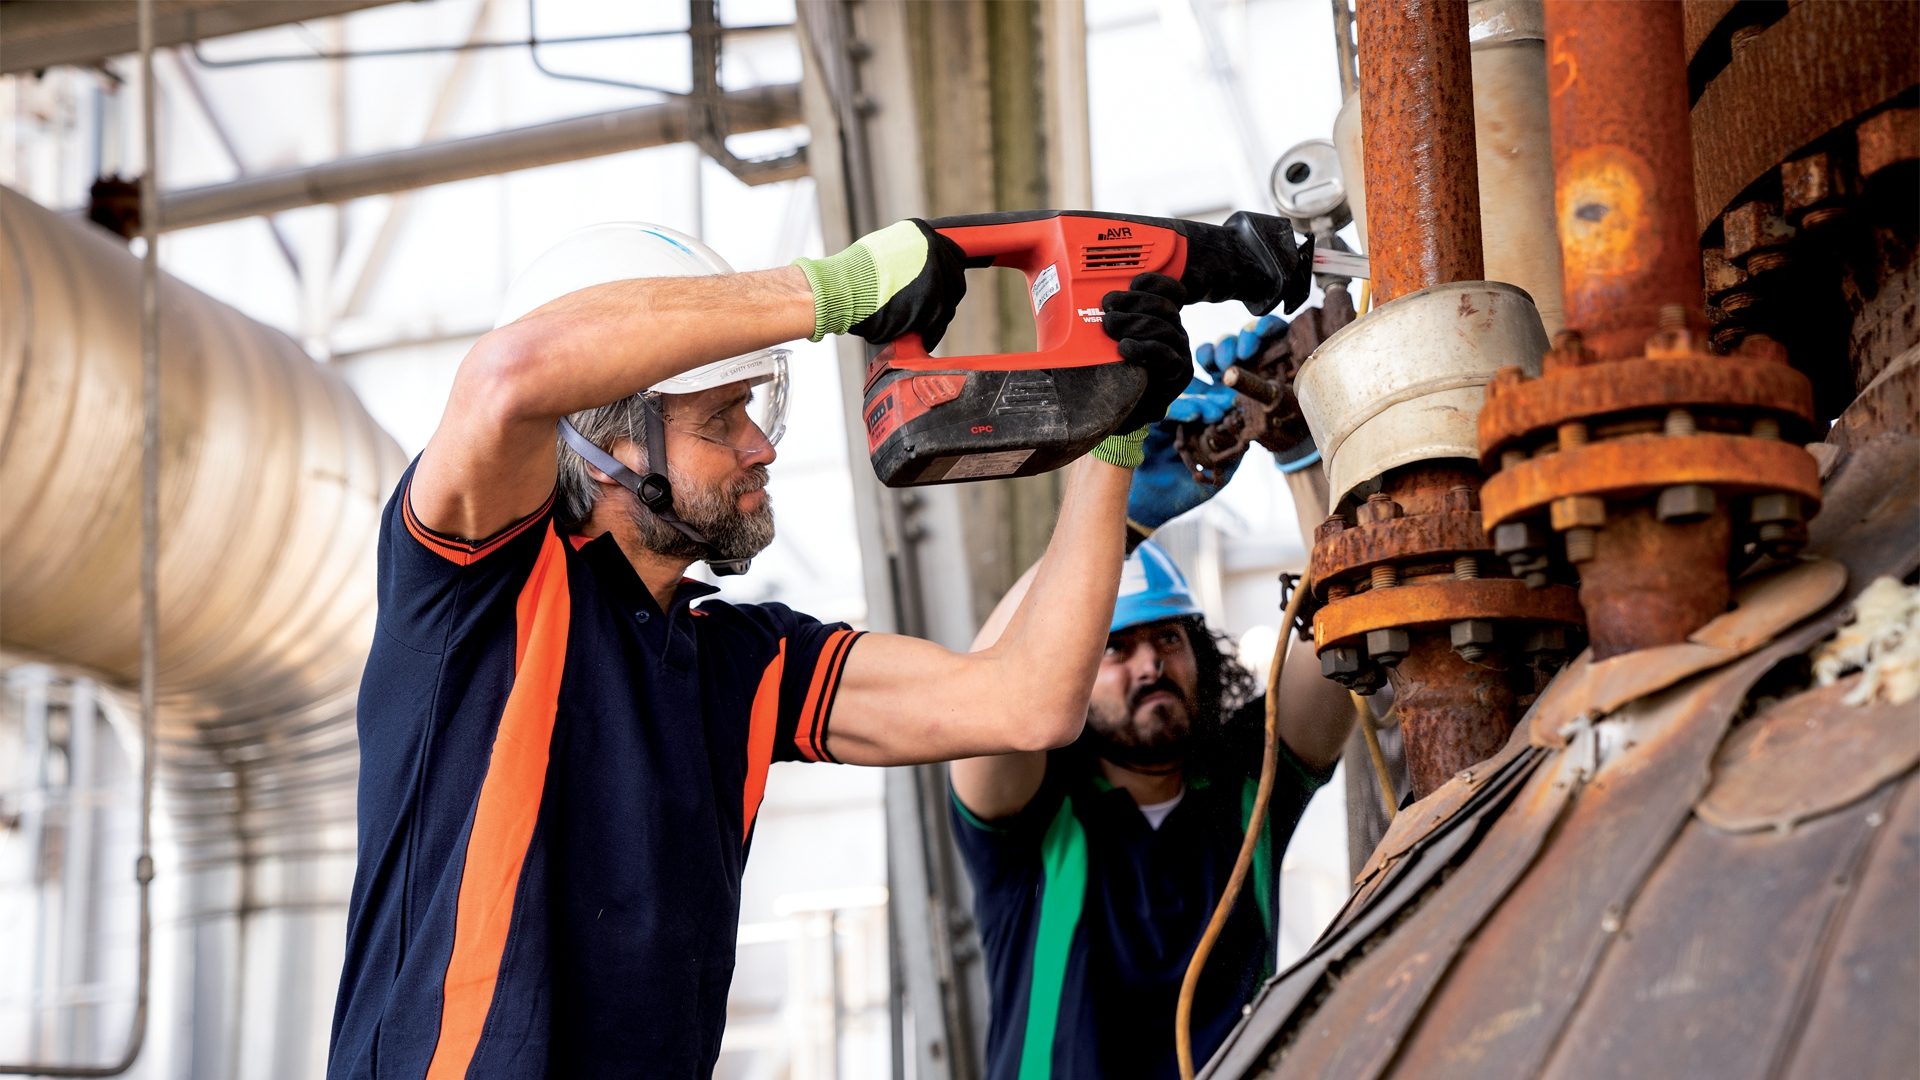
[{"left": 630, "top": 463, "right": 775, "bottom": 562}]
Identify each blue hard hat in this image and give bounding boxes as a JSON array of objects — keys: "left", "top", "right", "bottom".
[{"left": 1111, "top": 540, "right": 1204, "bottom": 633}]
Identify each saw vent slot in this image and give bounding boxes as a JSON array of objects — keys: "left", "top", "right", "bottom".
[{"left": 1080, "top": 243, "right": 1148, "bottom": 272}]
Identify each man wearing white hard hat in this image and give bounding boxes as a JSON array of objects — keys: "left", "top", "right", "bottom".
[
  {"left": 327, "top": 218, "right": 1231, "bottom": 1079},
  {"left": 952, "top": 539, "right": 1351, "bottom": 1079}
]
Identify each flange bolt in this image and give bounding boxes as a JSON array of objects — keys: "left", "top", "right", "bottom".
[
  {"left": 1450, "top": 620, "right": 1496, "bottom": 662},
  {"left": 1656, "top": 484, "right": 1717, "bottom": 523},
  {"left": 1366, "top": 628, "right": 1410, "bottom": 668}
]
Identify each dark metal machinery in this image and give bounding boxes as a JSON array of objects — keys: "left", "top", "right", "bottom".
[{"left": 1198, "top": 0, "right": 1918, "bottom": 1076}]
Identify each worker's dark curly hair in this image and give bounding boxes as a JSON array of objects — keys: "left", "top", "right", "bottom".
[{"left": 1181, "top": 616, "right": 1267, "bottom": 779}]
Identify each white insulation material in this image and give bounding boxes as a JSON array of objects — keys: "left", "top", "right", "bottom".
[{"left": 1812, "top": 577, "right": 1920, "bottom": 706}]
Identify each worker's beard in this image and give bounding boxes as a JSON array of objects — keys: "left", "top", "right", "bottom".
[
  {"left": 1085, "top": 677, "right": 1196, "bottom": 771},
  {"left": 632, "top": 463, "right": 775, "bottom": 562}
]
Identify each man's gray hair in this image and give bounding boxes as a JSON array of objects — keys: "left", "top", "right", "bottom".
[{"left": 555, "top": 391, "right": 655, "bottom": 529}]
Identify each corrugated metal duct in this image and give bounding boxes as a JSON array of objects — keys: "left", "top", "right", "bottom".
[{"left": 0, "top": 182, "right": 406, "bottom": 1077}]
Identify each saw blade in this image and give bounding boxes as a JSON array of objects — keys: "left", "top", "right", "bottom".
[{"left": 1310, "top": 247, "right": 1371, "bottom": 280}]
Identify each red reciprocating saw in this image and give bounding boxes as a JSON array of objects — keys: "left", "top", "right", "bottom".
[{"left": 864, "top": 210, "right": 1312, "bottom": 487}]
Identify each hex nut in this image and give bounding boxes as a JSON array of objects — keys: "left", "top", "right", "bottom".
[
  {"left": 1656, "top": 484, "right": 1717, "bottom": 523},
  {"left": 1366, "top": 628, "right": 1410, "bottom": 666},
  {"left": 1450, "top": 620, "right": 1497, "bottom": 649},
  {"left": 1702, "top": 247, "right": 1748, "bottom": 301},
  {"left": 1314, "top": 515, "right": 1350, "bottom": 544},
  {"left": 1356, "top": 494, "right": 1404, "bottom": 527},
  {"left": 1493, "top": 520, "right": 1549, "bottom": 557},
  {"left": 1723, "top": 200, "right": 1795, "bottom": 269},
  {"left": 1749, "top": 492, "right": 1802, "bottom": 525},
  {"left": 1550, "top": 495, "right": 1606, "bottom": 532},
  {"left": 1320, "top": 646, "right": 1363, "bottom": 682}
]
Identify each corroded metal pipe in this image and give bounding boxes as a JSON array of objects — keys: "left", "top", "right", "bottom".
[
  {"left": 1543, "top": 0, "right": 1702, "bottom": 360},
  {"left": 1356, "top": 0, "right": 1484, "bottom": 302}
]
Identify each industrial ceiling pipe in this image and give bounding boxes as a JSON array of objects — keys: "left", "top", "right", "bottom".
[
  {"left": 153, "top": 82, "right": 802, "bottom": 232},
  {"left": 0, "top": 183, "right": 406, "bottom": 1078}
]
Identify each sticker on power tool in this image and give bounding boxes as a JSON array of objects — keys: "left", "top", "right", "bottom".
[
  {"left": 1030, "top": 263, "right": 1060, "bottom": 315},
  {"left": 927, "top": 449, "right": 1036, "bottom": 482}
]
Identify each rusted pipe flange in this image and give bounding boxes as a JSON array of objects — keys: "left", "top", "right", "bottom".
[
  {"left": 1313, "top": 579, "right": 1585, "bottom": 650},
  {"left": 1478, "top": 345, "right": 1817, "bottom": 466},
  {"left": 1310, "top": 511, "right": 1490, "bottom": 599},
  {"left": 1475, "top": 320, "right": 1825, "bottom": 569},
  {"left": 1479, "top": 435, "right": 1824, "bottom": 527}
]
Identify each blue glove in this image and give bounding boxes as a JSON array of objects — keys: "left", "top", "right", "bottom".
[{"left": 1125, "top": 315, "right": 1290, "bottom": 534}]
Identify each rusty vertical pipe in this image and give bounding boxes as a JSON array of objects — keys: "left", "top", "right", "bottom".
[
  {"left": 1356, "top": 0, "right": 1484, "bottom": 302},
  {"left": 1542, "top": 0, "right": 1729, "bottom": 656},
  {"left": 1392, "top": 636, "right": 1519, "bottom": 798},
  {"left": 1376, "top": 464, "right": 1524, "bottom": 801},
  {"left": 1543, "top": 0, "right": 1702, "bottom": 360}
]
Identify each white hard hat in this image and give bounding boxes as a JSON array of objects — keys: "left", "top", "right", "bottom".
[{"left": 495, "top": 222, "right": 789, "bottom": 442}]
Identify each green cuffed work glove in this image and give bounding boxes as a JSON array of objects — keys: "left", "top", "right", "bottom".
[
  {"left": 1091, "top": 425, "right": 1150, "bottom": 470},
  {"left": 793, "top": 219, "right": 971, "bottom": 346}
]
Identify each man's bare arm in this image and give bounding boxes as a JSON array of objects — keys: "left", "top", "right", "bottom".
[
  {"left": 413, "top": 267, "right": 816, "bottom": 541},
  {"left": 947, "top": 563, "right": 1049, "bottom": 821},
  {"left": 1275, "top": 635, "right": 1354, "bottom": 772},
  {"left": 822, "top": 457, "right": 1129, "bottom": 771}
]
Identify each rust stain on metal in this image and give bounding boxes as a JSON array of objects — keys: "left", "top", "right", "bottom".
[
  {"left": 1309, "top": 511, "right": 1489, "bottom": 596},
  {"left": 1356, "top": 0, "right": 1484, "bottom": 303},
  {"left": 1855, "top": 105, "right": 1920, "bottom": 183},
  {"left": 1256, "top": 747, "right": 1580, "bottom": 1077},
  {"left": 1391, "top": 637, "right": 1521, "bottom": 799},
  {"left": 1554, "top": 145, "right": 1654, "bottom": 283},
  {"left": 1687, "top": 558, "right": 1848, "bottom": 652},
  {"left": 1314, "top": 579, "right": 1584, "bottom": 649},
  {"left": 1578, "top": 506, "right": 1733, "bottom": 659},
  {"left": 1478, "top": 434, "right": 1824, "bottom": 527},
  {"left": 1539, "top": 786, "right": 1897, "bottom": 1078},
  {"left": 1697, "top": 675, "right": 1920, "bottom": 832},
  {"left": 1353, "top": 726, "right": 1537, "bottom": 885},
  {"left": 1389, "top": 648, "right": 1759, "bottom": 1078},
  {"left": 1543, "top": 0, "right": 1699, "bottom": 360},
  {"left": 1691, "top": 0, "right": 1918, "bottom": 228},
  {"left": 1479, "top": 353, "right": 1816, "bottom": 465}
]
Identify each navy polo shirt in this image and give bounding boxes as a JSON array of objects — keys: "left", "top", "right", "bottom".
[
  {"left": 951, "top": 723, "right": 1330, "bottom": 1080},
  {"left": 328, "top": 460, "right": 863, "bottom": 1079}
]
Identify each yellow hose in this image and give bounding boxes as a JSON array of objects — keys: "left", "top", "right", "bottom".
[
  {"left": 1175, "top": 575, "right": 1308, "bottom": 1080},
  {"left": 1356, "top": 693, "right": 1398, "bottom": 820}
]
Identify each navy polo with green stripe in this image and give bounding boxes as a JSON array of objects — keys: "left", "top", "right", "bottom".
[{"left": 951, "top": 715, "right": 1330, "bottom": 1079}]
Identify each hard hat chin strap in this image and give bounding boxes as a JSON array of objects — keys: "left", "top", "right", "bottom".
[{"left": 557, "top": 407, "right": 750, "bottom": 577}]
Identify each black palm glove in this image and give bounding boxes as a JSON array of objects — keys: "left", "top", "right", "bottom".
[
  {"left": 1101, "top": 272, "right": 1194, "bottom": 435},
  {"left": 794, "top": 219, "right": 973, "bottom": 348}
]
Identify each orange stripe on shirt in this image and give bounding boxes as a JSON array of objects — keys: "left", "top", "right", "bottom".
[
  {"left": 741, "top": 638, "right": 788, "bottom": 844},
  {"left": 425, "top": 525, "right": 570, "bottom": 1080},
  {"left": 812, "top": 632, "right": 860, "bottom": 765},
  {"left": 403, "top": 484, "right": 554, "bottom": 566},
  {"left": 792, "top": 630, "right": 852, "bottom": 762}
]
